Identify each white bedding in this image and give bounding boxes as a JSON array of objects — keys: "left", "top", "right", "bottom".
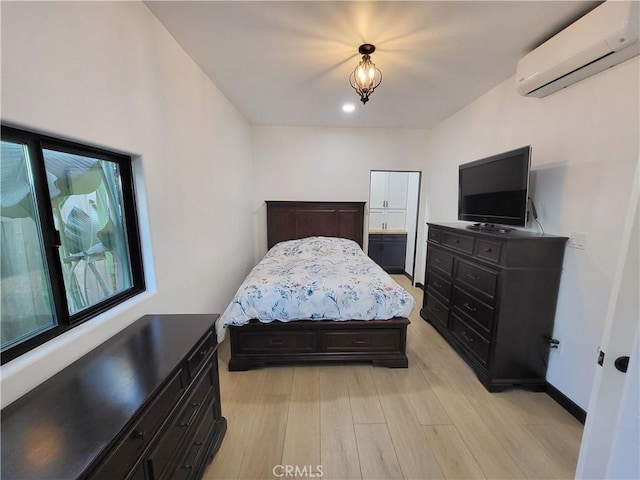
[{"left": 216, "top": 236, "right": 414, "bottom": 341}]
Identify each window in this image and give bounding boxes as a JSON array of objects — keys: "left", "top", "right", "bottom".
[{"left": 1, "top": 125, "right": 144, "bottom": 363}]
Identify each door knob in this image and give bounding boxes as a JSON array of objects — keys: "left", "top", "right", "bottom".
[{"left": 614, "top": 356, "right": 629, "bottom": 373}]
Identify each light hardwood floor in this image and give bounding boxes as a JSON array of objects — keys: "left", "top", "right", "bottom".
[{"left": 205, "top": 276, "right": 583, "bottom": 480}]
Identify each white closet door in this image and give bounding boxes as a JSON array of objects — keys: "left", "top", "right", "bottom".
[
  {"left": 368, "top": 209, "right": 384, "bottom": 230},
  {"left": 385, "top": 209, "right": 407, "bottom": 230},
  {"left": 369, "top": 172, "right": 387, "bottom": 208},
  {"left": 386, "top": 172, "right": 409, "bottom": 209}
]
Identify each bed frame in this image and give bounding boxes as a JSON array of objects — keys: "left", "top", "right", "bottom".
[{"left": 227, "top": 201, "right": 409, "bottom": 371}]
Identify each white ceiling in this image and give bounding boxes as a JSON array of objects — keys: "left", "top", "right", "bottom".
[{"left": 145, "top": 1, "right": 601, "bottom": 129}]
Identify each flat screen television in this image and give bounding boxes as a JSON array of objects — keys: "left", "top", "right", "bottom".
[{"left": 458, "top": 145, "right": 531, "bottom": 230}]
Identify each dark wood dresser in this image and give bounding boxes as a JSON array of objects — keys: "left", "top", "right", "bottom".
[
  {"left": 421, "top": 223, "right": 567, "bottom": 391},
  {"left": 1, "top": 314, "right": 226, "bottom": 480}
]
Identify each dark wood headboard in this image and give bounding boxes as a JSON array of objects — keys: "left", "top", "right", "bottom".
[{"left": 266, "top": 201, "right": 366, "bottom": 249}]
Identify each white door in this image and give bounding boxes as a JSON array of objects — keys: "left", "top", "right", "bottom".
[
  {"left": 575, "top": 162, "right": 639, "bottom": 479},
  {"left": 370, "top": 172, "right": 387, "bottom": 209},
  {"left": 386, "top": 172, "right": 409, "bottom": 209},
  {"left": 607, "top": 329, "right": 639, "bottom": 479},
  {"left": 368, "top": 209, "right": 384, "bottom": 230},
  {"left": 385, "top": 209, "right": 407, "bottom": 231}
]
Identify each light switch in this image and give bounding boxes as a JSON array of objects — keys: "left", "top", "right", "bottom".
[{"left": 568, "top": 231, "right": 588, "bottom": 250}]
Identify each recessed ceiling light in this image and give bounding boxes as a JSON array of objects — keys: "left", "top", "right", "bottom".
[{"left": 342, "top": 103, "right": 356, "bottom": 113}]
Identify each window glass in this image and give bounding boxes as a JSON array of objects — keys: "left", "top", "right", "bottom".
[
  {"left": 1, "top": 125, "right": 144, "bottom": 363},
  {"left": 42, "top": 149, "right": 134, "bottom": 315},
  {"left": 1, "top": 141, "right": 57, "bottom": 349}
]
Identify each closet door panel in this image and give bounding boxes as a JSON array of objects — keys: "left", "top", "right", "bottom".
[
  {"left": 386, "top": 172, "right": 409, "bottom": 209},
  {"left": 369, "top": 209, "right": 384, "bottom": 230},
  {"left": 385, "top": 210, "right": 407, "bottom": 230},
  {"left": 370, "top": 172, "right": 387, "bottom": 208}
]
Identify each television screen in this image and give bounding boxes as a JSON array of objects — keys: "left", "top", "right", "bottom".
[{"left": 458, "top": 146, "right": 531, "bottom": 228}]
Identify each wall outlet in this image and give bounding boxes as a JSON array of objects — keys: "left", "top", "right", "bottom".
[
  {"left": 550, "top": 338, "right": 563, "bottom": 355},
  {"left": 568, "top": 231, "right": 588, "bottom": 250}
]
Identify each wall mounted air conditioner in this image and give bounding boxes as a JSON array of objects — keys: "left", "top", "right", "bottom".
[{"left": 516, "top": 0, "right": 639, "bottom": 97}]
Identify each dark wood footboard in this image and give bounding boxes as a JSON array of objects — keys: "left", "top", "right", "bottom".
[{"left": 228, "top": 317, "right": 409, "bottom": 371}]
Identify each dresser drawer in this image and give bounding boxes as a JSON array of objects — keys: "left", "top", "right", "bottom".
[
  {"left": 455, "top": 260, "right": 498, "bottom": 299},
  {"left": 427, "top": 248, "right": 454, "bottom": 277},
  {"left": 424, "top": 293, "right": 449, "bottom": 330},
  {"left": 451, "top": 314, "right": 490, "bottom": 366},
  {"left": 426, "top": 270, "right": 452, "bottom": 303},
  {"left": 441, "top": 231, "right": 474, "bottom": 254},
  {"left": 323, "top": 329, "right": 400, "bottom": 352},
  {"left": 187, "top": 331, "right": 215, "bottom": 380},
  {"left": 180, "top": 367, "right": 213, "bottom": 426},
  {"left": 91, "top": 370, "right": 186, "bottom": 480},
  {"left": 131, "top": 464, "right": 146, "bottom": 480},
  {"left": 474, "top": 239, "right": 502, "bottom": 263},
  {"left": 235, "top": 330, "right": 317, "bottom": 353},
  {"left": 427, "top": 227, "right": 441, "bottom": 243},
  {"left": 172, "top": 403, "right": 216, "bottom": 480},
  {"left": 451, "top": 287, "right": 494, "bottom": 336},
  {"left": 147, "top": 363, "right": 214, "bottom": 479}
]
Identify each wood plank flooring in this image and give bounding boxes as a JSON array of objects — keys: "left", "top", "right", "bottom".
[{"left": 205, "top": 276, "right": 583, "bottom": 480}]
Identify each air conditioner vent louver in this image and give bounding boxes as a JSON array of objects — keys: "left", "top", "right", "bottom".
[{"left": 524, "top": 50, "right": 617, "bottom": 96}]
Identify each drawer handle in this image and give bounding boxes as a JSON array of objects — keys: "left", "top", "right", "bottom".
[
  {"left": 433, "top": 281, "right": 443, "bottom": 288},
  {"left": 190, "top": 401, "right": 202, "bottom": 408},
  {"left": 463, "top": 302, "right": 476, "bottom": 312},
  {"left": 182, "top": 465, "right": 194, "bottom": 470},
  {"left": 132, "top": 430, "right": 145, "bottom": 440},
  {"left": 465, "top": 273, "right": 480, "bottom": 281},
  {"left": 484, "top": 247, "right": 493, "bottom": 253},
  {"left": 434, "top": 258, "right": 444, "bottom": 264},
  {"left": 268, "top": 339, "right": 285, "bottom": 346},
  {"left": 460, "top": 331, "right": 474, "bottom": 343},
  {"left": 452, "top": 239, "right": 460, "bottom": 244},
  {"left": 179, "top": 422, "right": 191, "bottom": 428},
  {"left": 194, "top": 441, "right": 204, "bottom": 447},
  {"left": 353, "top": 339, "right": 369, "bottom": 345}
]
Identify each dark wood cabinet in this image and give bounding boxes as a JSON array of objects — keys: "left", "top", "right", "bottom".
[
  {"left": 421, "top": 223, "right": 567, "bottom": 391},
  {"left": 368, "top": 233, "right": 407, "bottom": 273},
  {"left": 1, "top": 314, "right": 226, "bottom": 480}
]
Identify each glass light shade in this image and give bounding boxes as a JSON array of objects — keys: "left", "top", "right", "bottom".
[{"left": 349, "top": 53, "right": 382, "bottom": 104}]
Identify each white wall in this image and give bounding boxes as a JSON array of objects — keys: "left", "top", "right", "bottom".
[
  {"left": 251, "top": 127, "right": 430, "bottom": 260},
  {"left": 1, "top": 2, "right": 254, "bottom": 407},
  {"left": 417, "top": 58, "right": 639, "bottom": 409}
]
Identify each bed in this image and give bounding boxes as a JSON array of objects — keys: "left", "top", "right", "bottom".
[{"left": 219, "top": 201, "right": 413, "bottom": 370}]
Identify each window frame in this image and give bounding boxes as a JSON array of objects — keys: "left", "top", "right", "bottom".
[{"left": 1, "top": 125, "right": 145, "bottom": 364}]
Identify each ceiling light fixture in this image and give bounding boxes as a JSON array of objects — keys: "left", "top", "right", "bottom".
[{"left": 349, "top": 44, "right": 382, "bottom": 105}]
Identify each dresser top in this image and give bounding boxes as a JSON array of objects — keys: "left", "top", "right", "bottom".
[
  {"left": 428, "top": 222, "right": 568, "bottom": 241},
  {"left": 1, "top": 314, "right": 219, "bottom": 480}
]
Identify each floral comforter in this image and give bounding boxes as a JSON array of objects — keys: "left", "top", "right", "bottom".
[{"left": 216, "top": 236, "right": 414, "bottom": 341}]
